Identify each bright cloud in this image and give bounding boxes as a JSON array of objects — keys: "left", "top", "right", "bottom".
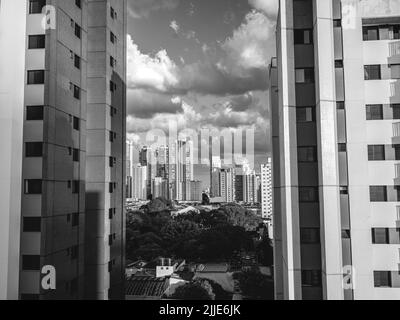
[
  {"left": 169, "top": 20, "right": 180, "bottom": 33},
  {"left": 248, "top": 0, "right": 279, "bottom": 18}
]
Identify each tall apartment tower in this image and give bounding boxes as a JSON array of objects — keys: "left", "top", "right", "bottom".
[
  {"left": 261, "top": 160, "right": 273, "bottom": 219},
  {"left": 0, "top": 0, "right": 127, "bottom": 300},
  {"left": 272, "top": 0, "right": 400, "bottom": 300}
]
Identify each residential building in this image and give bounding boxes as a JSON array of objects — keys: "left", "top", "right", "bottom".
[
  {"left": 261, "top": 160, "right": 273, "bottom": 219},
  {"left": 272, "top": 0, "right": 400, "bottom": 300},
  {"left": 0, "top": 0, "right": 127, "bottom": 300}
]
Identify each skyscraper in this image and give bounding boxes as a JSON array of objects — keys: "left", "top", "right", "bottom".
[
  {"left": 132, "top": 165, "right": 147, "bottom": 201},
  {"left": 261, "top": 160, "right": 273, "bottom": 220},
  {"left": 0, "top": 0, "right": 127, "bottom": 300},
  {"left": 220, "top": 168, "right": 236, "bottom": 203},
  {"left": 272, "top": 0, "right": 400, "bottom": 300}
]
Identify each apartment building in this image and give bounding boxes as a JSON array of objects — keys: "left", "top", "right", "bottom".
[
  {"left": 261, "top": 160, "right": 273, "bottom": 220},
  {"left": 272, "top": 0, "right": 400, "bottom": 300},
  {"left": 0, "top": 0, "right": 127, "bottom": 300}
]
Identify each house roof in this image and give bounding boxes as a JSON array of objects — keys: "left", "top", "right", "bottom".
[{"left": 126, "top": 276, "right": 168, "bottom": 297}]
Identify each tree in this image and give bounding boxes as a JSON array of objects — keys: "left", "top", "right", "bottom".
[
  {"left": 171, "top": 282, "right": 213, "bottom": 300},
  {"left": 234, "top": 270, "right": 274, "bottom": 300},
  {"left": 257, "top": 236, "right": 274, "bottom": 267}
]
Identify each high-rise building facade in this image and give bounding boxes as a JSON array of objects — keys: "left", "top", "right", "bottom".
[
  {"left": 132, "top": 165, "right": 147, "bottom": 201},
  {"left": 0, "top": 0, "right": 127, "bottom": 300},
  {"left": 272, "top": 0, "right": 400, "bottom": 300},
  {"left": 220, "top": 168, "right": 236, "bottom": 203},
  {"left": 261, "top": 160, "right": 273, "bottom": 219}
]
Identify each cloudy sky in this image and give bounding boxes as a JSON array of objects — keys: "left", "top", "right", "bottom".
[{"left": 127, "top": 0, "right": 278, "bottom": 179}]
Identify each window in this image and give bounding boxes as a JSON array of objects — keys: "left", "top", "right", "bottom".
[
  {"left": 73, "top": 117, "right": 80, "bottom": 131},
  {"left": 295, "top": 68, "right": 315, "bottom": 83},
  {"left": 73, "top": 149, "right": 80, "bottom": 162},
  {"left": 363, "top": 24, "right": 400, "bottom": 41},
  {"left": 300, "top": 228, "right": 320, "bottom": 244},
  {"left": 296, "top": 107, "right": 315, "bottom": 123},
  {"left": 110, "top": 7, "right": 117, "bottom": 20},
  {"left": 342, "top": 230, "right": 351, "bottom": 239},
  {"left": 372, "top": 228, "right": 389, "bottom": 244},
  {"left": 27, "top": 70, "right": 45, "bottom": 84},
  {"left": 364, "top": 65, "right": 381, "bottom": 80},
  {"left": 72, "top": 213, "right": 79, "bottom": 227},
  {"left": 26, "top": 142, "right": 43, "bottom": 157},
  {"left": 22, "top": 255, "right": 40, "bottom": 271},
  {"left": 366, "top": 104, "right": 383, "bottom": 120},
  {"left": 370, "top": 186, "right": 387, "bottom": 202},
  {"left": 298, "top": 147, "right": 317, "bottom": 162},
  {"left": 294, "top": 29, "right": 313, "bottom": 44},
  {"left": 25, "top": 180, "right": 42, "bottom": 195},
  {"left": 335, "top": 60, "right": 344, "bottom": 68},
  {"left": 23, "top": 217, "right": 41, "bottom": 233},
  {"left": 392, "top": 104, "right": 400, "bottom": 120},
  {"left": 75, "top": 23, "right": 81, "bottom": 39},
  {"left": 109, "top": 208, "right": 115, "bottom": 220},
  {"left": 302, "top": 270, "right": 322, "bottom": 287},
  {"left": 109, "top": 183, "right": 114, "bottom": 193},
  {"left": 29, "top": 0, "right": 46, "bottom": 14},
  {"left": 368, "top": 145, "right": 385, "bottom": 161},
  {"left": 110, "top": 56, "right": 116, "bottom": 68},
  {"left": 110, "top": 31, "right": 116, "bottom": 43},
  {"left": 26, "top": 106, "right": 44, "bottom": 121},
  {"left": 28, "top": 35, "right": 45, "bottom": 49},
  {"left": 299, "top": 187, "right": 319, "bottom": 203},
  {"left": 109, "top": 131, "right": 116, "bottom": 142},
  {"left": 337, "top": 102, "right": 345, "bottom": 110},
  {"left": 374, "top": 271, "right": 392, "bottom": 288},
  {"left": 340, "top": 186, "right": 349, "bottom": 195},
  {"left": 72, "top": 181, "right": 80, "bottom": 194},
  {"left": 75, "top": 0, "right": 81, "bottom": 9},
  {"left": 74, "top": 54, "right": 81, "bottom": 69},
  {"left": 110, "top": 80, "right": 116, "bottom": 92},
  {"left": 333, "top": 19, "right": 342, "bottom": 27},
  {"left": 72, "top": 84, "right": 80, "bottom": 100},
  {"left": 109, "top": 157, "right": 116, "bottom": 168},
  {"left": 338, "top": 143, "right": 347, "bottom": 152}
]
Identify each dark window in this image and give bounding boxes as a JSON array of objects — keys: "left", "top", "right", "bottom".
[
  {"left": 109, "top": 183, "right": 114, "bottom": 193},
  {"left": 392, "top": 104, "right": 400, "bottom": 120},
  {"left": 23, "top": 217, "right": 41, "bottom": 233},
  {"left": 73, "top": 117, "right": 80, "bottom": 131},
  {"left": 364, "top": 65, "right": 381, "bottom": 80},
  {"left": 295, "top": 68, "right": 315, "bottom": 83},
  {"left": 110, "top": 56, "right": 116, "bottom": 68},
  {"left": 302, "top": 270, "right": 322, "bottom": 287},
  {"left": 363, "top": 26, "right": 379, "bottom": 41},
  {"left": 338, "top": 143, "right": 347, "bottom": 152},
  {"left": 298, "top": 147, "right": 317, "bottom": 162},
  {"left": 374, "top": 271, "right": 392, "bottom": 288},
  {"left": 394, "top": 145, "right": 400, "bottom": 160},
  {"left": 73, "top": 85, "right": 80, "bottom": 99},
  {"left": 300, "top": 228, "right": 321, "bottom": 244},
  {"left": 368, "top": 145, "right": 385, "bottom": 161},
  {"left": 25, "top": 180, "right": 42, "bottom": 195},
  {"left": 110, "top": 32, "right": 116, "bottom": 43},
  {"left": 342, "top": 230, "right": 351, "bottom": 239},
  {"left": 72, "top": 181, "right": 80, "bottom": 194},
  {"left": 75, "top": 24, "right": 81, "bottom": 39},
  {"left": 27, "top": 70, "right": 45, "bottom": 84},
  {"left": 109, "top": 157, "right": 116, "bottom": 168},
  {"left": 299, "top": 187, "right": 319, "bottom": 203},
  {"left": 333, "top": 19, "right": 342, "bottom": 27},
  {"left": 26, "top": 142, "right": 43, "bottom": 157},
  {"left": 74, "top": 54, "right": 81, "bottom": 69},
  {"left": 72, "top": 213, "right": 79, "bottom": 227},
  {"left": 372, "top": 228, "right": 390, "bottom": 244},
  {"left": 28, "top": 35, "right": 45, "bottom": 49},
  {"left": 26, "top": 106, "right": 44, "bottom": 121},
  {"left": 75, "top": 0, "right": 81, "bottom": 9},
  {"left": 296, "top": 107, "right": 315, "bottom": 123},
  {"left": 73, "top": 149, "right": 80, "bottom": 162},
  {"left": 366, "top": 104, "right": 383, "bottom": 120},
  {"left": 337, "top": 102, "right": 345, "bottom": 110},
  {"left": 335, "top": 60, "right": 344, "bottom": 68},
  {"left": 110, "top": 80, "right": 116, "bottom": 92},
  {"left": 29, "top": 0, "right": 46, "bottom": 14},
  {"left": 370, "top": 186, "right": 387, "bottom": 202},
  {"left": 22, "top": 255, "right": 40, "bottom": 271},
  {"left": 294, "top": 29, "right": 313, "bottom": 44}
]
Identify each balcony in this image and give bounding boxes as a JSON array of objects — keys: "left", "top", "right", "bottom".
[
  {"left": 393, "top": 122, "right": 400, "bottom": 144},
  {"left": 397, "top": 206, "right": 400, "bottom": 229}
]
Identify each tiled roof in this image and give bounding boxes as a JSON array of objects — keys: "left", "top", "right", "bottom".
[{"left": 126, "top": 276, "right": 168, "bottom": 297}]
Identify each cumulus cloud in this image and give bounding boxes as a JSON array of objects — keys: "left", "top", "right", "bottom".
[
  {"left": 127, "top": 89, "right": 183, "bottom": 119},
  {"left": 169, "top": 20, "right": 180, "bottom": 34},
  {"left": 127, "top": 9, "right": 275, "bottom": 96},
  {"left": 248, "top": 0, "right": 279, "bottom": 18},
  {"left": 128, "top": 0, "right": 180, "bottom": 19},
  {"left": 127, "top": 35, "right": 179, "bottom": 93}
]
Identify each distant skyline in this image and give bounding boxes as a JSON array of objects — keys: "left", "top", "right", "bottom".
[{"left": 126, "top": 0, "right": 278, "bottom": 179}]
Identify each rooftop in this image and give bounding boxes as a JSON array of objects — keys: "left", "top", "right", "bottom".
[{"left": 126, "top": 276, "right": 168, "bottom": 298}]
